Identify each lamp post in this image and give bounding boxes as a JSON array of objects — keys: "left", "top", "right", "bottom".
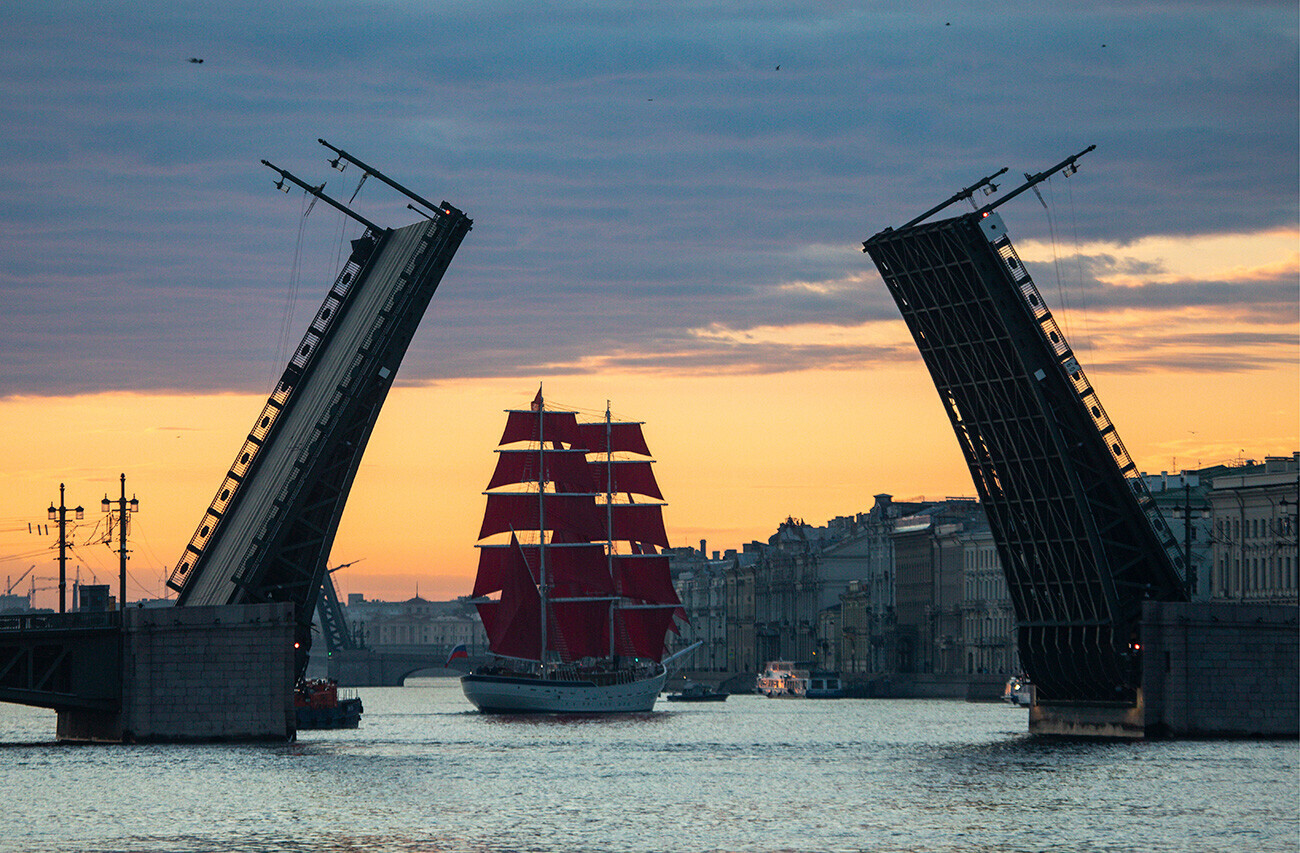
[
  {"left": 47, "top": 484, "right": 84, "bottom": 614},
  {"left": 101, "top": 473, "right": 139, "bottom": 611}
]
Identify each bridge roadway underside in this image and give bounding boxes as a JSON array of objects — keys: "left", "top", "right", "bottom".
[{"left": 0, "top": 612, "right": 122, "bottom": 713}]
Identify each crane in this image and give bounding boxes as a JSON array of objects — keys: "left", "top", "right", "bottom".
[{"left": 6, "top": 566, "right": 34, "bottom": 595}]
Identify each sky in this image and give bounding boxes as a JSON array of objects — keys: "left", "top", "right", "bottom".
[{"left": 0, "top": 1, "right": 1296, "bottom": 606}]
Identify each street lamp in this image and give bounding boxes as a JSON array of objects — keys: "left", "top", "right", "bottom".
[
  {"left": 101, "top": 473, "right": 139, "bottom": 610},
  {"left": 47, "top": 483, "right": 84, "bottom": 614}
]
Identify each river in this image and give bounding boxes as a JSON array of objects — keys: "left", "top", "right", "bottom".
[{"left": 1, "top": 678, "right": 1296, "bottom": 852}]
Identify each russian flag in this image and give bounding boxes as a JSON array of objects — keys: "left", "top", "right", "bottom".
[{"left": 445, "top": 644, "right": 469, "bottom": 666}]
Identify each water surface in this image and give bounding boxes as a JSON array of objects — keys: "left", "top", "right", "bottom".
[{"left": 2, "top": 679, "right": 1295, "bottom": 852}]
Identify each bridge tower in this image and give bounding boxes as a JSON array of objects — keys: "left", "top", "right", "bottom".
[
  {"left": 167, "top": 142, "right": 472, "bottom": 679},
  {"left": 862, "top": 149, "right": 1187, "bottom": 704}
]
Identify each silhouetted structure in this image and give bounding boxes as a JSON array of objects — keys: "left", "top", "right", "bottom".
[
  {"left": 862, "top": 150, "right": 1187, "bottom": 703},
  {"left": 168, "top": 142, "right": 472, "bottom": 679}
]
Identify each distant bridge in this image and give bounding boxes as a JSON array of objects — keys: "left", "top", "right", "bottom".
[{"left": 328, "top": 647, "right": 488, "bottom": 687}]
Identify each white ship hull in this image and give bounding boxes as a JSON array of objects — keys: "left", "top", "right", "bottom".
[{"left": 461, "top": 668, "right": 667, "bottom": 713}]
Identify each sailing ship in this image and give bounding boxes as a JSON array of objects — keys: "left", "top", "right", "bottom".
[{"left": 460, "top": 389, "right": 682, "bottom": 713}]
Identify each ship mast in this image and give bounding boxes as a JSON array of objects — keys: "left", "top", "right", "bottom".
[
  {"left": 537, "top": 389, "right": 549, "bottom": 669},
  {"left": 605, "top": 401, "right": 616, "bottom": 660}
]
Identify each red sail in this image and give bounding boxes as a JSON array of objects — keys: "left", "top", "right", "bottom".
[
  {"left": 476, "top": 537, "right": 542, "bottom": 659},
  {"left": 613, "top": 554, "right": 680, "bottom": 606},
  {"left": 603, "top": 503, "right": 670, "bottom": 547},
  {"left": 613, "top": 607, "right": 677, "bottom": 661},
  {"left": 549, "top": 599, "right": 611, "bottom": 661},
  {"left": 487, "top": 449, "right": 595, "bottom": 492},
  {"left": 500, "top": 409, "right": 580, "bottom": 447},
  {"left": 475, "top": 543, "right": 612, "bottom": 597},
  {"left": 589, "top": 460, "right": 663, "bottom": 500},
  {"left": 574, "top": 421, "right": 651, "bottom": 456},
  {"left": 479, "top": 493, "right": 603, "bottom": 541}
]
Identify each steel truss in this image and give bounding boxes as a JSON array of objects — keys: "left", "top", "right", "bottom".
[{"left": 864, "top": 205, "right": 1186, "bottom": 703}]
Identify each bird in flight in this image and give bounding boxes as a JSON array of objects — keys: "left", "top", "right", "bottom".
[{"left": 188, "top": 57, "right": 204, "bottom": 64}]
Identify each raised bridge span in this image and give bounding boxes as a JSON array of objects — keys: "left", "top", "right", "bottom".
[
  {"left": 862, "top": 150, "right": 1188, "bottom": 706},
  {"left": 167, "top": 144, "right": 472, "bottom": 679}
]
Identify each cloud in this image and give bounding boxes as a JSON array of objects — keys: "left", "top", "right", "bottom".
[{"left": 0, "top": 2, "right": 1294, "bottom": 397}]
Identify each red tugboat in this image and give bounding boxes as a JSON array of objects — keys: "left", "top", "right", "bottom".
[{"left": 294, "top": 678, "right": 363, "bottom": 729}]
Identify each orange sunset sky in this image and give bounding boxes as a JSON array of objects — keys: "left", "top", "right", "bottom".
[
  {"left": 1, "top": 5, "right": 1296, "bottom": 607},
  {"left": 3, "top": 225, "right": 1296, "bottom": 607}
]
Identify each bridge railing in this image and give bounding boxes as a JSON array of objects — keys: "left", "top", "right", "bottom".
[
  {"left": 0, "top": 610, "right": 122, "bottom": 633},
  {"left": 992, "top": 230, "right": 1188, "bottom": 578},
  {"left": 168, "top": 232, "right": 377, "bottom": 594}
]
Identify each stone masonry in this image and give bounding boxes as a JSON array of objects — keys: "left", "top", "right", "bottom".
[
  {"left": 57, "top": 602, "right": 296, "bottom": 742},
  {"left": 1141, "top": 600, "right": 1298, "bottom": 738}
]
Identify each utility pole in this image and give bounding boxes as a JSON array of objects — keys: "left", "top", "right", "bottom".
[
  {"left": 47, "top": 484, "right": 84, "bottom": 614},
  {"left": 102, "top": 473, "right": 139, "bottom": 610}
]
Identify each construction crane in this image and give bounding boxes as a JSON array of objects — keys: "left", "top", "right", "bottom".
[{"left": 5, "top": 566, "right": 34, "bottom": 595}]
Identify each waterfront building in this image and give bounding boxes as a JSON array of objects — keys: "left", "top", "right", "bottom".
[
  {"left": 665, "top": 543, "right": 732, "bottom": 671},
  {"left": 1207, "top": 453, "right": 1299, "bottom": 605},
  {"left": 1142, "top": 468, "right": 1215, "bottom": 600},
  {"left": 0, "top": 593, "right": 38, "bottom": 614},
  {"left": 342, "top": 594, "right": 486, "bottom": 656},
  {"left": 745, "top": 517, "right": 857, "bottom": 666},
  {"left": 709, "top": 496, "right": 1022, "bottom": 687},
  {"left": 958, "top": 525, "right": 1018, "bottom": 676},
  {"left": 889, "top": 500, "right": 984, "bottom": 676}
]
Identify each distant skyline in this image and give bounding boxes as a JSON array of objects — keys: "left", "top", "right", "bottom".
[{"left": 1, "top": 2, "right": 1296, "bottom": 604}]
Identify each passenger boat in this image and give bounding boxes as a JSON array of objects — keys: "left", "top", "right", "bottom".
[
  {"left": 756, "top": 661, "right": 809, "bottom": 697},
  {"left": 666, "top": 682, "right": 728, "bottom": 702},
  {"left": 806, "top": 672, "right": 844, "bottom": 699},
  {"left": 460, "top": 389, "right": 682, "bottom": 713}
]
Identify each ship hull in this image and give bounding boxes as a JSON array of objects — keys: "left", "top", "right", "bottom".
[{"left": 461, "top": 668, "right": 667, "bottom": 713}]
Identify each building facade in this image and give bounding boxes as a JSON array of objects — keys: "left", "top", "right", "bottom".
[
  {"left": 342, "top": 594, "right": 487, "bottom": 656},
  {"left": 1208, "top": 454, "right": 1299, "bottom": 605},
  {"left": 694, "top": 496, "right": 1019, "bottom": 685}
]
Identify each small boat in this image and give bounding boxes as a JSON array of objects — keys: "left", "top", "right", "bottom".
[
  {"left": 806, "top": 672, "right": 843, "bottom": 699},
  {"left": 460, "top": 390, "right": 682, "bottom": 714},
  {"left": 294, "top": 678, "right": 363, "bottom": 729},
  {"left": 666, "top": 682, "right": 727, "bottom": 702},
  {"left": 1003, "top": 674, "right": 1033, "bottom": 707},
  {"left": 756, "top": 661, "right": 809, "bottom": 698}
]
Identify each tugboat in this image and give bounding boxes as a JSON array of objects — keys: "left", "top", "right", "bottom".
[
  {"left": 1002, "top": 674, "right": 1033, "bottom": 707},
  {"left": 294, "top": 678, "right": 363, "bottom": 728}
]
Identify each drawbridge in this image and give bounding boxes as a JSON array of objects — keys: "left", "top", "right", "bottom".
[
  {"left": 862, "top": 148, "right": 1188, "bottom": 704},
  {"left": 167, "top": 141, "right": 473, "bottom": 678}
]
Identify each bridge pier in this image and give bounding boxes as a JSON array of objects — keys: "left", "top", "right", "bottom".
[
  {"left": 2, "top": 604, "right": 296, "bottom": 743},
  {"left": 110, "top": 603, "right": 296, "bottom": 743},
  {"left": 1029, "top": 602, "right": 1298, "bottom": 739}
]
